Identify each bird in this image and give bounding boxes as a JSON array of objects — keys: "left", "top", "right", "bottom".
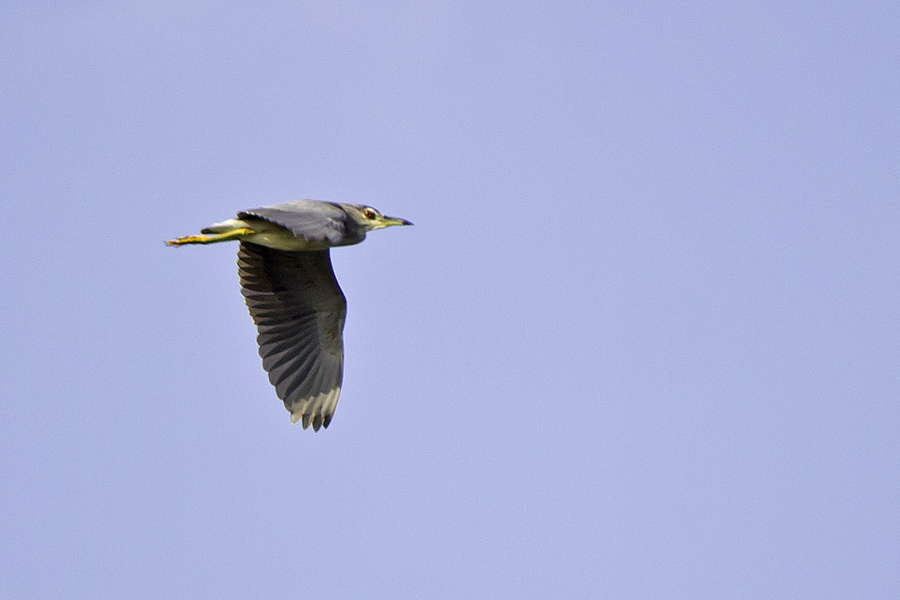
[{"left": 166, "top": 199, "right": 412, "bottom": 430}]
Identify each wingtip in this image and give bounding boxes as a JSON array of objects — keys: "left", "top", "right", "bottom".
[{"left": 288, "top": 410, "right": 330, "bottom": 431}]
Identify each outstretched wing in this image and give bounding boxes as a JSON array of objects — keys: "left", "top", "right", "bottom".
[
  {"left": 238, "top": 200, "right": 351, "bottom": 245},
  {"left": 237, "top": 242, "right": 346, "bottom": 430}
]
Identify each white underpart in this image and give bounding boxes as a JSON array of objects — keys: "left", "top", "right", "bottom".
[
  {"left": 205, "top": 218, "right": 327, "bottom": 251},
  {"left": 204, "top": 218, "right": 251, "bottom": 233}
]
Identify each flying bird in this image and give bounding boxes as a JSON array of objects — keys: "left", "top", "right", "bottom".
[{"left": 167, "top": 199, "right": 412, "bottom": 430}]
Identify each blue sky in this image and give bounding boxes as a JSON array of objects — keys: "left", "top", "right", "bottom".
[{"left": 2, "top": 1, "right": 898, "bottom": 598}]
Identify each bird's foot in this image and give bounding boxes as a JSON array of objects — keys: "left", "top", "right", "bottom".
[
  {"left": 165, "top": 228, "right": 255, "bottom": 246},
  {"left": 166, "top": 235, "right": 211, "bottom": 246}
]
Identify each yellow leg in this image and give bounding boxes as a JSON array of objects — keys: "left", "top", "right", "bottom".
[{"left": 166, "top": 228, "right": 255, "bottom": 246}]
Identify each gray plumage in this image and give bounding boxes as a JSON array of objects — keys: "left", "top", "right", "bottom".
[
  {"left": 167, "top": 199, "right": 412, "bottom": 430},
  {"left": 237, "top": 200, "right": 366, "bottom": 248},
  {"left": 238, "top": 243, "right": 345, "bottom": 430}
]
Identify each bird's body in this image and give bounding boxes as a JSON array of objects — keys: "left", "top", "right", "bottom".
[{"left": 167, "top": 199, "right": 411, "bottom": 430}]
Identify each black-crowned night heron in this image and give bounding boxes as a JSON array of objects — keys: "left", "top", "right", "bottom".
[{"left": 167, "top": 199, "right": 412, "bottom": 430}]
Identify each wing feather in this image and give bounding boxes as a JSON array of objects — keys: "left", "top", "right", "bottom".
[
  {"left": 237, "top": 242, "right": 346, "bottom": 430},
  {"left": 238, "top": 200, "right": 353, "bottom": 246}
]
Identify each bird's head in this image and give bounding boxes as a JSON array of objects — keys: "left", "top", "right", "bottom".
[{"left": 347, "top": 204, "right": 414, "bottom": 231}]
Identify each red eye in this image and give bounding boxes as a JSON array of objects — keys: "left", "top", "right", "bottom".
[{"left": 364, "top": 209, "right": 377, "bottom": 219}]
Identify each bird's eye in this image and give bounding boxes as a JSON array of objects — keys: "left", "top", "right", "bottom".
[{"left": 363, "top": 208, "right": 377, "bottom": 219}]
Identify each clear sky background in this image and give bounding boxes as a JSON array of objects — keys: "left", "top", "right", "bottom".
[{"left": 1, "top": 1, "right": 898, "bottom": 598}]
